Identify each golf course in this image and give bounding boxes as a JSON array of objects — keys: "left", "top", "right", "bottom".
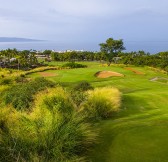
[
  {"left": 1, "top": 61, "right": 168, "bottom": 162},
  {"left": 27, "top": 62, "right": 168, "bottom": 162},
  {"left": 1, "top": 0, "right": 168, "bottom": 160}
]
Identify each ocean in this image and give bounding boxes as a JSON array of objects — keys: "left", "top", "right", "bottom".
[{"left": 0, "top": 41, "right": 168, "bottom": 54}]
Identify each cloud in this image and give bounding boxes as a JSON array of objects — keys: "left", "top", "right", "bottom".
[{"left": 0, "top": 0, "right": 168, "bottom": 43}]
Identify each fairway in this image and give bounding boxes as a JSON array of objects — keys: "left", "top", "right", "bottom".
[{"left": 27, "top": 62, "right": 168, "bottom": 162}]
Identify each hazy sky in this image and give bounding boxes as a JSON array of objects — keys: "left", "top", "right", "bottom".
[{"left": 0, "top": 0, "right": 168, "bottom": 46}]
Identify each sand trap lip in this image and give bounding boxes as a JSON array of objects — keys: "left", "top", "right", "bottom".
[
  {"left": 38, "top": 72, "right": 57, "bottom": 77},
  {"left": 95, "top": 71, "right": 124, "bottom": 78},
  {"left": 124, "top": 67, "right": 145, "bottom": 75}
]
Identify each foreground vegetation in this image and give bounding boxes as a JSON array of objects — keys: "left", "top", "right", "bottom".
[
  {"left": 0, "top": 67, "right": 121, "bottom": 161},
  {"left": 0, "top": 57, "right": 168, "bottom": 161},
  {"left": 1, "top": 88, "right": 97, "bottom": 161}
]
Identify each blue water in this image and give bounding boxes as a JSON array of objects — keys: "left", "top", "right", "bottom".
[
  {"left": 0, "top": 41, "right": 168, "bottom": 54},
  {"left": 125, "top": 41, "right": 168, "bottom": 54}
]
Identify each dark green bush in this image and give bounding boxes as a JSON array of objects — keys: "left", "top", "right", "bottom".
[
  {"left": 8, "top": 70, "right": 13, "bottom": 74},
  {"left": 14, "top": 76, "right": 27, "bottom": 83},
  {"left": 74, "top": 81, "right": 93, "bottom": 91},
  {"left": 71, "top": 90, "right": 88, "bottom": 107},
  {"left": 0, "top": 78, "right": 12, "bottom": 85},
  {"left": 62, "top": 62, "right": 87, "bottom": 68},
  {"left": 20, "top": 74, "right": 25, "bottom": 77},
  {"left": 71, "top": 81, "right": 93, "bottom": 107},
  {"left": 4, "top": 77, "right": 55, "bottom": 110}
]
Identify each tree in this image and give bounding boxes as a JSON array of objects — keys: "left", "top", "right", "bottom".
[
  {"left": 66, "top": 51, "right": 77, "bottom": 62},
  {"left": 51, "top": 52, "right": 60, "bottom": 61},
  {"left": 43, "top": 50, "right": 52, "bottom": 58},
  {"left": 99, "top": 38, "right": 125, "bottom": 66}
]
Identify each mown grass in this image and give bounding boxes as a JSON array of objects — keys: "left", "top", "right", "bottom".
[{"left": 27, "top": 61, "right": 168, "bottom": 162}]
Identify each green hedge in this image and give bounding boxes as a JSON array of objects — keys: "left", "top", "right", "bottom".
[{"left": 62, "top": 62, "right": 87, "bottom": 68}]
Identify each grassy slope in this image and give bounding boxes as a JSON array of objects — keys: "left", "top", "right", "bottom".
[{"left": 28, "top": 62, "right": 168, "bottom": 162}]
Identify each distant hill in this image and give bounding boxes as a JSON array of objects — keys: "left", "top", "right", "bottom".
[{"left": 0, "top": 37, "right": 43, "bottom": 42}]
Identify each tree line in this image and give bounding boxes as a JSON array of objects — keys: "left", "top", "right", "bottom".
[
  {"left": 0, "top": 38, "right": 168, "bottom": 72},
  {"left": 118, "top": 51, "right": 168, "bottom": 72},
  {"left": 45, "top": 37, "right": 168, "bottom": 72},
  {"left": 0, "top": 49, "right": 38, "bottom": 69}
]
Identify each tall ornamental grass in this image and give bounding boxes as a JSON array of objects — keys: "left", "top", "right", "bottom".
[
  {"left": 0, "top": 87, "right": 97, "bottom": 162},
  {"left": 83, "top": 87, "right": 121, "bottom": 120}
]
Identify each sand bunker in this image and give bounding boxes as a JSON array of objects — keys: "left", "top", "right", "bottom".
[
  {"left": 38, "top": 72, "right": 56, "bottom": 77},
  {"left": 124, "top": 67, "right": 145, "bottom": 75},
  {"left": 95, "top": 71, "right": 124, "bottom": 78}
]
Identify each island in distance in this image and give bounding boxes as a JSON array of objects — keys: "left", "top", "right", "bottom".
[{"left": 0, "top": 37, "right": 43, "bottom": 42}]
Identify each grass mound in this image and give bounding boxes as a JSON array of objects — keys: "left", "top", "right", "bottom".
[{"left": 95, "top": 71, "right": 124, "bottom": 78}]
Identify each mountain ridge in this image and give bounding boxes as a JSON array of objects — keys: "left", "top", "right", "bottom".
[{"left": 0, "top": 37, "right": 44, "bottom": 42}]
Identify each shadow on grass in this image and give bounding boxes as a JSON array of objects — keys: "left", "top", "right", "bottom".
[
  {"left": 122, "top": 88, "right": 151, "bottom": 94},
  {"left": 88, "top": 93, "right": 164, "bottom": 162}
]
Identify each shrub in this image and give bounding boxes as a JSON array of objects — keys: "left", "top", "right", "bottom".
[
  {"left": 39, "top": 87, "right": 75, "bottom": 118},
  {"left": 4, "top": 77, "right": 55, "bottom": 111},
  {"left": 74, "top": 81, "right": 93, "bottom": 92},
  {"left": 71, "top": 90, "right": 88, "bottom": 108},
  {"left": 20, "top": 74, "right": 25, "bottom": 77},
  {"left": 8, "top": 69, "right": 13, "bottom": 74},
  {"left": 62, "top": 62, "right": 87, "bottom": 68},
  {"left": 14, "top": 75, "right": 27, "bottom": 83},
  {"left": 83, "top": 87, "right": 121, "bottom": 120},
  {"left": 71, "top": 81, "right": 93, "bottom": 108},
  {"left": 0, "top": 78, "right": 12, "bottom": 85},
  {"left": 33, "top": 89, "right": 97, "bottom": 161}
]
